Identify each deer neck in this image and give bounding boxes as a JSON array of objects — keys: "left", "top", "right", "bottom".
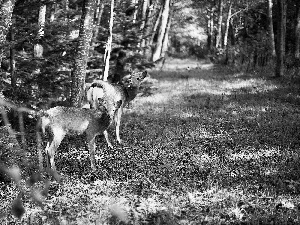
[{"left": 123, "top": 86, "right": 139, "bottom": 103}]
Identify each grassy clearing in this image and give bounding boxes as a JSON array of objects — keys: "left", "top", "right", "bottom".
[{"left": 2, "top": 61, "right": 300, "bottom": 224}]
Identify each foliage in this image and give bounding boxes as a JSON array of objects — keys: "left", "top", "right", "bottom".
[{"left": 1, "top": 0, "right": 154, "bottom": 106}]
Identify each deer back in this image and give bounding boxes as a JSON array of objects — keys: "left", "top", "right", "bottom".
[{"left": 41, "top": 106, "right": 111, "bottom": 135}]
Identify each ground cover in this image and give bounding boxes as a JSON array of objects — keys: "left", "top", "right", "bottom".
[{"left": 1, "top": 59, "right": 300, "bottom": 224}]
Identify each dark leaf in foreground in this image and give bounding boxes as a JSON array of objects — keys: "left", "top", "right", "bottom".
[
  {"left": 27, "top": 172, "right": 42, "bottom": 186},
  {"left": 11, "top": 193, "right": 25, "bottom": 219}
]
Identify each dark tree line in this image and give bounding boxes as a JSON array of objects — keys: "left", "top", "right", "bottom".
[{"left": 0, "top": 0, "right": 173, "bottom": 106}]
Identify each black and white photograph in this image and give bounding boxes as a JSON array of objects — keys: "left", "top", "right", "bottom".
[{"left": 1, "top": 0, "right": 300, "bottom": 224}]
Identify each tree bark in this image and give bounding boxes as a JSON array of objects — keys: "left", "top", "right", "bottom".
[
  {"left": 215, "top": 0, "right": 223, "bottom": 48},
  {"left": 295, "top": 1, "right": 300, "bottom": 59},
  {"left": 71, "top": 0, "right": 97, "bottom": 107},
  {"left": 223, "top": 0, "right": 232, "bottom": 48},
  {"left": 152, "top": 0, "right": 171, "bottom": 62},
  {"left": 93, "top": 0, "right": 104, "bottom": 41},
  {"left": 132, "top": 0, "right": 138, "bottom": 24},
  {"left": 143, "top": 1, "right": 157, "bottom": 58},
  {"left": 34, "top": 3, "right": 46, "bottom": 58},
  {"left": 50, "top": 3, "right": 57, "bottom": 22},
  {"left": 139, "top": 0, "right": 149, "bottom": 48},
  {"left": 267, "top": 0, "right": 276, "bottom": 58},
  {"left": 9, "top": 20, "right": 15, "bottom": 88},
  {"left": 275, "top": 0, "right": 287, "bottom": 77},
  {"left": 103, "top": 0, "right": 115, "bottom": 81},
  {"left": 64, "top": 0, "right": 69, "bottom": 22},
  {"left": 207, "top": 7, "right": 214, "bottom": 51},
  {"left": 149, "top": 6, "right": 162, "bottom": 47},
  {"left": 161, "top": 1, "right": 172, "bottom": 58},
  {"left": 0, "top": 0, "right": 16, "bottom": 65}
]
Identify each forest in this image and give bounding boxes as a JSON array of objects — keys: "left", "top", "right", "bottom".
[{"left": 1, "top": 0, "right": 300, "bottom": 224}]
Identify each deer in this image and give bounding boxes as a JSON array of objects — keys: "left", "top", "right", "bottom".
[
  {"left": 87, "top": 70, "right": 148, "bottom": 148},
  {"left": 38, "top": 99, "right": 122, "bottom": 172}
]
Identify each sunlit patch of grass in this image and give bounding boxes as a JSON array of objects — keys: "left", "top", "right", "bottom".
[
  {"left": 156, "top": 57, "right": 211, "bottom": 71},
  {"left": 229, "top": 146, "right": 281, "bottom": 161}
]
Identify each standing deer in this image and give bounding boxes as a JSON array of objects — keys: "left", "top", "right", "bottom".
[
  {"left": 39, "top": 100, "right": 122, "bottom": 172},
  {"left": 87, "top": 70, "right": 148, "bottom": 148}
]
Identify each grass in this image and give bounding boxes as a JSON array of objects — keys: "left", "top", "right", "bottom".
[{"left": 2, "top": 60, "right": 300, "bottom": 224}]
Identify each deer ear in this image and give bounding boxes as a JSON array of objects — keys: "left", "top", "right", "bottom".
[
  {"left": 141, "top": 71, "right": 148, "bottom": 78},
  {"left": 86, "top": 87, "right": 94, "bottom": 102},
  {"left": 116, "top": 100, "right": 122, "bottom": 109}
]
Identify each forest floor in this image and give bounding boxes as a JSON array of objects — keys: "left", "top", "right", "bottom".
[{"left": 2, "top": 58, "right": 300, "bottom": 224}]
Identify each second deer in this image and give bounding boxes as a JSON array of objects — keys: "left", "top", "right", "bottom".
[
  {"left": 39, "top": 100, "right": 122, "bottom": 172},
  {"left": 87, "top": 70, "right": 148, "bottom": 148}
]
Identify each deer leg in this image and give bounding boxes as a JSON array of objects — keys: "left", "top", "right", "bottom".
[
  {"left": 115, "top": 108, "right": 123, "bottom": 144},
  {"left": 103, "top": 130, "right": 113, "bottom": 149},
  {"left": 86, "top": 133, "right": 97, "bottom": 170},
  {"left": 45, "top": 128, "right": 66, "bottom": 171}
]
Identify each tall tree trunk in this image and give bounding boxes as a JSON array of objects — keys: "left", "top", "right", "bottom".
[
  {"left": 152, "top": 0, "right": 171, "bottom": 62},
  {"left": 144, "top": 1, "right": 157, "bottom": 58},
  {"left": 132, "top": 0, "right": 138, "bottom": 23},
  {"left": 103, "top": 0, "right": 115, "bottom": 81},
  {"left": 275, "top": 0, "right": 287, "bottom": 77},
  {"left": 50, "top": 3, "right": 57, "bottom": 22},
  {"left": 207, "top": 7, "right": 214, "bottom": 51},
  {"left": 223, "top": 0, "right": 232, "bottom": 48},
  {"left": 295, "top": 1, "right": 300, "bottom": 59},
  {"left": 267, "top": 0, "right": 276, "bottom": 58},
  {"left": 139, "top": 0, "right": 149, "bottom": 48},
  {"left": 71, "top": 0, "right": 96, "bottom": 107},
  {"left": 216, "top": 0, "right": 223, "bottom": 49},
  {"left": 93, "top": 0, "right": 104, "bottom": 41},
  {"left": 34, "top": 3, "right": 46, "bottom": 58},
  {"left": 0, "top": 0, "right": 16, "bottom": 65},
  {"left": 9, "top": 20, "right": 15, "bottom": 88},
  {"left": 149, "top": 6, "right": 162, "bottom": 47},
  {"left": 161, "top": 1, "right": 172, "bottom": 58}
]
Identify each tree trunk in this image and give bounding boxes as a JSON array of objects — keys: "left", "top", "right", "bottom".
[
  {"left": 207, "top": 7, "right": 214, "bottom": 51},
  {"left": 229, "top": 21, "right": 235, "bottom": 46},
  {"left": 143, "top": 1, "right": 157, "bottom": 58},
  {"left": 103, "top": 0, "right": 115, "bottom": 81},
  {"left": 275, "top": 0, "right": 286, "bottom": 77},
  {"left": 152, "top": 0, "right": 171, "bottom": 62},
  {"left": 34, "top": 3, "right": 46, "bottom": 58},
  {"left": 0, "top": 0, "right": 16, "bottom": 65},
  {"left": 9, "top": 21, "right": 16, "bottom": 88},
  {"left": 223, "top": 0, "right": 232, "bottom": 48},
  {"left": 139, "top": 0, "right": 149, "bottom": 48},
  {"left": 71, "top": 0, "right": 97, "bottom": 107},
  {"left": 161, "top": 1, "right": 172, "bottom": 58},
  {"left": 93, "top": 0, "right": 104, "bottom": 41},
  {"left": 50, "top": 3, "right": 57, "bottom": 22},
  {"left": 132, "top": 0, "right": 138, "bottom": 24},
  {"left": 64, "top": 0, "right": 69, "bottom": 22},
  {"left": 295, "top": 1, "right": 300, "bottom": 59},
  {"left": 267, "top": 0, "right": 276, "bottom": 58},
  {"left": 149, "top": 6, "right": 163, "bottom": 47},
  {"left": 215, "top": 0, "right": 223, "bottom": 49}
]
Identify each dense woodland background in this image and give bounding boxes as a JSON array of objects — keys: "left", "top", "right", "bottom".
[
  {"left": 1, "top": 0, "right": 300, "bottom": 224},
  {"left": 0, "top": 0, "right": 298, "bottom": 106}
]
